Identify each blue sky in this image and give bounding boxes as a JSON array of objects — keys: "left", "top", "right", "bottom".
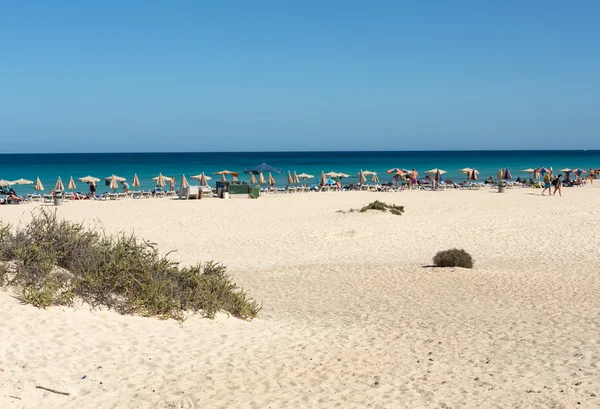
[{"left": 1, "top": 0, "right": 598, "bottom": 152}]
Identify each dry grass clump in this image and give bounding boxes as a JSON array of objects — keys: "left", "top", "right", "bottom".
[
  {"left": 433, "top": 249, "right": 473, "bottom": 269},
  {"left": 339, "top": 201, "right": 405, "bottom": 216},
  {"left": 0, "top": 209, "right": 261, "bottom": 320}
]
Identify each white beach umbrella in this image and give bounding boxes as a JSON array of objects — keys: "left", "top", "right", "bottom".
[
  {"left": 268, "top": 173, "right": 276, "bottom": 185},
  {"left": 180, "top": 174, "right": 189, "bottom": 188},
  {"left": 153, "top": 173, "right": 170, "bottom": 187},
  {"left": 458, "top": 167, "right": 473, "bottom": 173},
  {"left": 297, "top": 173, "right": 314, "bottom": 180},
  {"left": 105, "top": 175, "right": 126, "bottom": 182},
  {"left": 55, "top": 177, "right": 65, "bottom": 191},
  {"left": 258, "top": 172, "right": 265, "bottom": 184},
  {"left": 287, "top": 171, "right": 294, "bottom": 185},
  {"left": 559, "top": 168, "right": 572, "bottom": 172},
  {"left": 372, "top": 173, "right": 380, "bottom": 183},
  {"left": 358, "top": 170, "right": 366, "bottom": 184},
  {"left": 67, "top": 176, "right": 77, "bottom": 190},
  {"left": 424, "top": 168, "right": 447, "bottom": 175},
  {"left": 11, "top": 178, "right": 33, "bottom": 185},
  {"left": 34, "top": 177, "right": 44, "bottom": 191},
  {"left": 132, "top": 174, "right": 141, "bottom": 187},
  {"left": 249, "top": 173, "right": 257, "bottom": 184},
  {"left": 79, "top": 175, "right": 100, "bottom": 183},
  {"left": 293, "top": 171, "right": 300, "bottom": 185},
  {"left": 108, "top": 175, "right": 119, "bottom": 190},
  {"left": 320, "top": 171, "right": 327, "bottom": 185},
  {"left": 324, "top": 171, "right": 340, "bottom": 178}
]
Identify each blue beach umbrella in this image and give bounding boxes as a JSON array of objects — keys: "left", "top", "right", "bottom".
[
  {"left": 503, "top": 168, "right": 512, "bottom": 180},
  {"left": 244, "top": 163, "right": 283, "bottom": 174}
]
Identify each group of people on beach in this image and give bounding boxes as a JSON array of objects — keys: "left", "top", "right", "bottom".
[{"left": 541, "top": 173, "right": 564, "bottom": 197}]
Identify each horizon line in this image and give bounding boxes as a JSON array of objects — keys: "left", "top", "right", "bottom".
[{"left": 0, "top": 149, "right": 597, "bottom": 155}]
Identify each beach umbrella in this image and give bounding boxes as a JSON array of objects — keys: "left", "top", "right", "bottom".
[
  {"left": 132, "top": 174, "right": 141, "bottom": 187},
  {"left": 358, "top": 170, "right": 367, "bottom": 184},
  {"left": 387, "top": 168, "right": 408, "bottom": 175},
  {"left": 320, "top": 171, "right": 327, "bottom": 185},
  {"left": 250, "top": 173, "right": 257, "bottom": 184},
  {"left": 287, "top": 171, "right": 294, "bottom": 185},
  {"left": 268, "top": 173, "right": 276, "bottom": 185},
  {"left": 79, "top": 175, "right": 100, "bottom": 183},
  {"left": 434, "top": 170, "right": 442, "bottom": 182},
  {"left": 152, "top": 173, "right": 171, "bottom": 187},
  {"left": 559, "top": 168, "right": 572, "bottom": 172},
  {"left": 67, "top": 176, "right": 77, "bottom": 190},
  {"left": 503, "top": 168, "right": 512, "bottom": 179},
  {"left": 324, "top": 171, "right": 340, "bottom": 178},
  {"left": 362, "top": 170, "right": 376, "bottom": 176},
  {"left": 468, "top": 169, "right": 478, "bottom": 181},
  {"left": 11, "top": 178, "right": 33, "bottom": 185},
  {"left": 105, "top": 175, "right": 126, "bottom": 182},
  {"left": 220, "top": 174, "right": 226, "bottom": 182},
  {"left": 244, "top": 163, "right": 283, "bottom": 174},
  {"left": 372, "top": 173, "right": 380, "bottom": 183},
  {"left": 293, "top": 171, "right": 300, "bottom": 185},
  {"left": 180, "top": 174, "right": 189, "bottom": 188},
  {"left": 572, "top": 168, "right": 586, "bottom": 174},
  {"left": 425, "top": 168, "right": 447, "bottom": 175},
  {"left": 0, "top": 179, "right": 12, "bottom": 187},
  {"left": 459, "top": 167, "right": 473, "bottom": 174},
  {"left": 107, "top": 175, "right": 119, "bottom": 190},
  {"left": 200, "top": 173, "right": 208, "bottom": 186},
  {"left": 497, "top": 169, "right": 503, "bottom": 180},
  {"left": 215, "top": 170, "right": 237, "bottom": 175},
  {"left": 297, "top": 173, "right": 314, "bottom": 180},
  {"left": 34, "top": 177, "right": 44, "bottom": 191},
  {"left": 55, "top": 177, "right": 64, "bottom": 191},
  {"left": 258, "top": 172, "right": 265, "bottom": 184}
]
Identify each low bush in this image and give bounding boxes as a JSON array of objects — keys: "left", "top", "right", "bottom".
[
  {"left": 433, "top": 249, "right": 473, "bottom": 269},
  {"left": 0, "top": 209, "right": 261, "bottom": 320},
  {"left": 339, "top": 201, "right": 405, "bottom": 216}
]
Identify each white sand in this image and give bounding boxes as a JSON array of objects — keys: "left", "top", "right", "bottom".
[{"left": 1, "top": 187, "right": 600, "bottom": 408}]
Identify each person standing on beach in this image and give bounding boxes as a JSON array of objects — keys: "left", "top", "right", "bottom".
[
  {"left": 121, "top": 180, "right": 129, "bottom": 194},
  {"left": 89, "top": 181, "right": 96, "bottom": 197},
  {"left": 553, "top": 174, "right": 563, "bottom": 197},
  {"left": 410, "top": 168, "right": 418, "bottom": 190},
  {"left": 541, "top": 173, "right": 552, "bottom": 196},
  {"left": 169, "top": 176, "right": 175, "bottom": 192}
]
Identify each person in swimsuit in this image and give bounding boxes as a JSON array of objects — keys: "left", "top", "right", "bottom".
[
  {"left": 541, "top": 173, "right": 552, "bottom": 196},
  {"left": 552, "top": 174, "right": 563, "bottom": 197},
  {"left": 410, "top": 168, "right": 418, "bottom": 189}
]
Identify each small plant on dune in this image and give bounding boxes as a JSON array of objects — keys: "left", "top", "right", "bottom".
[
  {"left": 339, "top": 201, "right": 405, "bottom": 216},
  {"left": 433, "top": 249, "right": 473, "bottom": 269},
  {"left": 0, "top": 209, "right": 261, "bottom": 321}
]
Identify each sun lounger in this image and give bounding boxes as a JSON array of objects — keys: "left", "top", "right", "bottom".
[
  {"left": 154, "top": 191, "right": 165, "bottom": 198},
  {"left": 117, "top": 193, "right": 127, "bottom": 199},
  {"left": 63, "top": 192, "right": 75, "bottom": 200},
  {"left": 165, "top": 190, "right": 176, "bottom": 197},
  {"left": 141, "top": 191, "right": 152, "bottom": 198}
]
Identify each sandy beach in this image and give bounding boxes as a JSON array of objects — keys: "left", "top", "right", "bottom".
[{"left": 1, "top": 186, "right": 600, "bottom": 408}]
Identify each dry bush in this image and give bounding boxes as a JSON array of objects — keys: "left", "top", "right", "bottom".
[
  {"left": 0, "top": 209, "right": 261, "bottom": 320},
  {"left": 433, "top": 249, "right": 473, "bottom": 269}
]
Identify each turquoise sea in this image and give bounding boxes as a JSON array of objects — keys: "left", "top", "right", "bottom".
[{"left": 0, "top": 151, "right": 599, "bottom": 194}]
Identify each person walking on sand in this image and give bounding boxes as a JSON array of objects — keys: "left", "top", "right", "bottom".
[
  {"left": 121, "top": 180, "right": 129, "bottom": 194},
  {"left": 552, "top": 174, "right": 563, "bottom": 197},
  {"left": 169, "top": 176, "right": 175, "bottom": 192},
  {"left": 541, "top": 172, "right": 552, "bottom": 196}
]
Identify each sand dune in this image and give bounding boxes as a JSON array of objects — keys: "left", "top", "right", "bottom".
[{"left": 1, "top": 187, "right": 600, "bottom": 408}]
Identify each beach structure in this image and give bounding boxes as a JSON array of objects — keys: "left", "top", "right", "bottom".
[
  {"left": 132, "top": 174, "right": 141, "bottom": 187},
  {"left": 296, "top": 173, "right": 314, "bottom": 180},
  {"left": 79, "top": 175, "right": 100, "bottom": 184},
  {"left": 245, "top": 163, "right": 282, "bottom": 174},
  {"left": 180, "top": 174, "right": 189, "bottom": 188},
  {"left": 67, "top": 177, "right": 77, "bottom": 190},
  {"left": 34, "top": 177, "right": 44, "bottom": 191}
]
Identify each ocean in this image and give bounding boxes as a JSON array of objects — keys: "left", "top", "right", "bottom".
[{"left": 0, "top": 151, "right": 598, "bottom": 194}]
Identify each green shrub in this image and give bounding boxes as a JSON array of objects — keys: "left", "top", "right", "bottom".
[
  {"left": 433, "top": 249, "right": 473, "bottom": 269},
  {"left": 339, "top": 201, "right": 405, "bottom": 215},
  {"left": 0, "top": 209, "right": 261, "bottom": 321}
]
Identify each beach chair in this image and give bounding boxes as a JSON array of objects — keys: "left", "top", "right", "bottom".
[
  {"left": 165, "top": 190, "right": 176, "bottom": 197},
  {"left": 141, "top": 191, "right": 152, "bottom": 198},
  {"left": 117, "top": 193, "right": 127, "bottom": 199},
  {"left": 63, "top": 192, "right": 75, "bottom": 201}
]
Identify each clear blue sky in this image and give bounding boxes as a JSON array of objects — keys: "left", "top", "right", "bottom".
[{"left": 1, "top": 0, "right": 598, "bottom": 153}]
